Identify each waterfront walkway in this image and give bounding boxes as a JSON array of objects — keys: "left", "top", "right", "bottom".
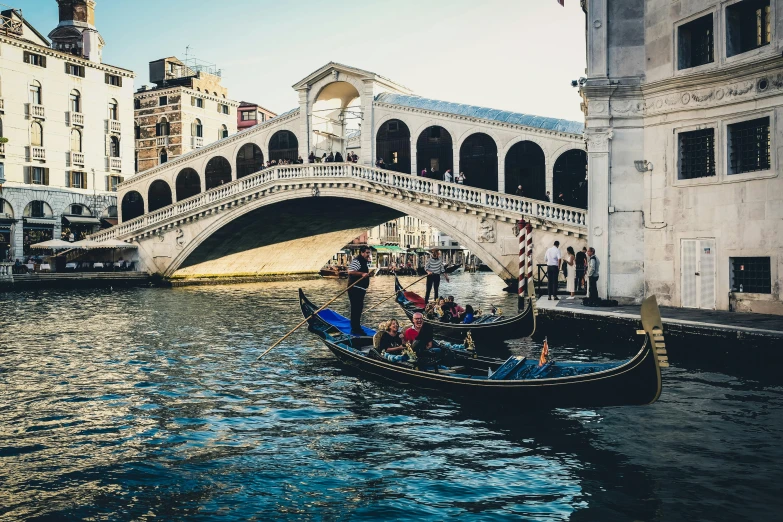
[{"left": 537, "top": 297, "right": 783, "bottom": 342}]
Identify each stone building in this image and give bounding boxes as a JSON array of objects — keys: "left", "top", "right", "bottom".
[
  {"left": 237, "top": 101, "right": 276, "bottom": 131},
  {"left": 134, "top": 57, "right": 239, "bottom": 173},
  {"left": 581, "top": 0, "right": 782, "bottom": 314},
  {"left": 0, "top": 2, "right": 135, "bottom": 260}
]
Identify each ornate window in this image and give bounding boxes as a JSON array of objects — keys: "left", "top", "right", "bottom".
[
  {"left": 29, "top": 80, "right": 42, "bottom": 104},
  {"left": 31, "top": 121, "right": 43, "bottom": 147},
  {"left": 110, "top": 136, "right": 120, "bottom": 158},
  {"left": 678, "top": 14, "right": 714, "bottom": 69},
  {"left": 728, "top": 117, "right": 770, "bottom": 174},
  {"left": 727, "top": 0, "right": 771, "bottom": 57},
  {"left": 70, "top": 129, "right": 82, "bottom": 152},
  {"left": 678, "top": 129, "right": 715, "bottom": 179},
  {"left": 70, "top": 89, "right": 81, "bottom": 113},
  {"left": 108, "top": 99, "right": 119, "bottom": 120}
]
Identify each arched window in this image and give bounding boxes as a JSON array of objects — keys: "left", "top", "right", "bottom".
[
  {"left": 29, "top": 80, "right": 42, "bottom": 105},
  {"left": 553, "top": 149, "right": 588, "bottom": 208},
  {"left": 236, "top": 143, "right": 264, "bottom": 178},
  {"left": 110, "top": 136, "right": 120, "bottom": 157},
  {"left": 160, "top": 149, "right": 168, "bottom": 164},
  {"left": 505, "top": 141, "right": 546, "bottom": 199},
  {"left": 156, "top": 117, "right": 170, "bottom": 136},
  {"left": 192, "top": 118, "right": 203, "bottom": 138},
  {"left": 459, "top": 133, "right": 498, "bottom": 191},
  {"left": 205, "top": 156, "right": 232, "bottom": 189},
  {"left": 108, "top": 99, "right": 118, "bottom": 120},
  {"left": 176, "top": 168, "right": 201, "bottom": 201},
  {"left": 135, "top": 124, "right": 141, "bottom": 140},
  {"left": 416, "top": 126, "right": 453, "bottom": 177},
  {"left": 31, "top": 121, "right": 43, "bottom": 147},
  {"left": 70, "top": 129, "right": 82, "bottom": 152},
  {"left": 269, "top": 130, "right": 299, "bottom": 162},
  {"left": 148, "top": 180, "right": 173, "bottom": 212},
  {"left": 376, "top": 119, "right": 411, "bottom": 173},
  {"left": 121, "top": 191, "right": 144, "bottom": 222},
  {"left": 23, "top": 200, "right": 53, "bottom": 218},
  {"left": 69, "top": 89, "right": 81, "bottom": 113},
  {"left": 220, "top": 124, "right": 228, "bottom": 139}
]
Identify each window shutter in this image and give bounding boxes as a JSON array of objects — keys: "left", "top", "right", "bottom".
[
  {"left": 80, "top": 66, "right": 85, "bottom": 78},
  {"left": 66, "top": 171, "right": 72, "bottom": 188},
  {"left": 23, "top": 166, "right": 30, "bottom": 184},
  {"left": 82, "top": 173, "right": 87, "bottom": 190},
  {"left": 41, "top": 55, "right": 47, "bottom": 68},
  {"left": 191, "top": 122, "right": 196, "bottom": 136},
  {"left": 106, "top": 176, "right": 110, "bottom": 191},
  {"left": 43, "top": 168, "right": 49, "bottom": 186},
  {"left": 64, "top": 62, "right": 69, "bottom": 74}
]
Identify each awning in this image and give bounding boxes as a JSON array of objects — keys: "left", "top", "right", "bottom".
[
  {"left": 371, "top": 245, "right": 405, "bottom": 254},
  {"left": 102, "top": 218, "right": 118, "bottom": 226},
  {"left": 24, "top": 218, "right": 56, "bottom": 226},
  {"left": 408, "top": 248, "right": 427, "bottom": 254},
  {"left": 63, "top": 215, "right": 101, "bottom": 225}
]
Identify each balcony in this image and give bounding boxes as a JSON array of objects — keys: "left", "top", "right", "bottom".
[
  {"left": 109, "top": 157, "right": 122, "bottom": 171},
  {"left": 0, "top": 142, "right": 4, "bottom": 156},
  {"left": 0, "top": 98, "right": 4, "bottom": 111},
  {"left": 30, "top": 146, "right": 46, "bottom": 161},
  {"left": 192, "top": 137, "right": 204, "bottom": 149},
  {"left": 69, "top": 112, "right": 84, "bottom": 126},
  {"left": 70, "top": 151, "right": 85, "bottom": 166},
  {"left": 29, "top": 103, "right": 45, "bottom": 119},
  {"left": 108, "top": 119, "right": 121, "bottom": 134},
  {"left": 156, "top": 136, "right": 169, "bottom": 147}
]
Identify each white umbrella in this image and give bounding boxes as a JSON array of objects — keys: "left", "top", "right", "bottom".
[
  {"left": 30, "top": 239, "right": 84, "bottom": 250},
  {"left": 79, "top": 238, "right": 138, "bottom": 249}
]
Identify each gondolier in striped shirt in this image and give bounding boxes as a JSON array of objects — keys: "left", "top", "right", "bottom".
[
  {"left": 347, "top": 246, "right": 372, "bottom": 335},
  {"left": 424, "top": 248, "right": 449, "bottom": 303}
]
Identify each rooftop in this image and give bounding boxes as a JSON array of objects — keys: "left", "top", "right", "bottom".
[{"left": 374, "top": 93, "right": 584, "bottom": 135}]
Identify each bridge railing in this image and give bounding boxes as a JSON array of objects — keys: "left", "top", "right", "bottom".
[{"left": 93, "top": 163, "right": 586, "bottom": 241}]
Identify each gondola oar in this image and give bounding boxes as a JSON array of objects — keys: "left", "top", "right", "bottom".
[
  {"left": 362, "top": 274, "right": 427, "bottom": 315},
  {"left": 256, "top": 276, "right": 370, "bottom": 360}
]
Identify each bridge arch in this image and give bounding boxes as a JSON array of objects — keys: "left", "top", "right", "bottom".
[
  {"left": 176, "top": 168, "right": 201, "bottom": 201},
  {"left": 121, "top": 191, "right": 144, "bottom": 222},
  {"left": 268, "top": 130, "right": 299, "bottom": 163},
  {"left": 553, "top": 149, "right": 588, "bottom": 208},
  {"left": 236, "top": 143, "right": 264, "bottom": 178},
  {"left": 148, "top": 180, "right": 173, "bottom": 212},
  {"left": 310, "top": 80, "right": 362, "bottom": 160},
  {"left": 458, "top": 132, "right": 498, "bottom": 191},
  {"left": 205, "top": 156, "right": 232, "bottom": 189},
  {"left": 416, "top": 125, "right": 453, "bottom": 177},
  {"left": 505, "top": 140, "right": 546, "bottom": 199},
  {"left": 375, "top": 118, "right": 411, "bottom": 173}
]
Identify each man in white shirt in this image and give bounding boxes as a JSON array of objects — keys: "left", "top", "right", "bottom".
[
  {"left": 443, "top": 169, "right": 453, "bottom": 183},
  {"left": 545, "top": 241, "right": 562, "bottom": 301}
]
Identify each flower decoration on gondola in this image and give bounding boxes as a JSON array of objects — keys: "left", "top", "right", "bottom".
[
  {"left": 464, "top": 331, "right": 476, "bottom": 358},
  {"left": 402, "top": 342, "right": 417, "bottom": 363}
]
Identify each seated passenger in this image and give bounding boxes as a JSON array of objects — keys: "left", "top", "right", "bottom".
[
  {"left": 377, "top": 319, "right": 405, "bottom": 355},
  {"left": 461, "top": 305, "right": 476, "bottom": 324}
]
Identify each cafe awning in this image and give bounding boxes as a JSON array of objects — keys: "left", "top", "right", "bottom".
[
  {"left": 71, "top": 239, "right": 138, "bottom": 249},
  {"left": 101, "top": 218, "right": 118, "bottom": 226},
  {"left": 30, "top": 239, "right": 83, "bottom": 250},
  {"left": 24, "top": 218, "right": 56, "bottom": 226},
  {"left": 63, "top": 215, "right": 101, "bottom": 225},
  {"left": 371, "top": 245, "right": 405, "bottom": 254}
]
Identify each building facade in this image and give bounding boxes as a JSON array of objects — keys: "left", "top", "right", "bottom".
[
  {"left": 581, "top": 0, "right": 782, "bottom": 314},
  {"left": 134, "top": 57, "right": 239, "bottom": 173},
  {"left": 0, "top": 2, "right": 135, "bottom": 260},
  {"left": 237, "top": 101, "right": 276, "bottom": 131}
]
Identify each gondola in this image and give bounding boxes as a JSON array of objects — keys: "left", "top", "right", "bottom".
[
  {"left": 444, "top": 263, "right": 462, "bottom": 274},
  {"left": 320, "top": 266, "right": 347, "bottom": 278},
  {"left": 393, "top": 275, "right": 536, "bottom": 344},
  {"left": 299, "top": 289, "right": 666, "bottom": 407}
]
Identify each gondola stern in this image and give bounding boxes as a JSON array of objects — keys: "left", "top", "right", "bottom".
[{"left": 640, "top": 295, "right": 666, "bottom": 404}]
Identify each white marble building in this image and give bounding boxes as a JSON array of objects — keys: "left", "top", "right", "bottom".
[
  {"left": 0, "top": 2, "right": 134, "bottom": 260},
  {"left": 581, "top": 0, "right": 782, "bottom": 314}
]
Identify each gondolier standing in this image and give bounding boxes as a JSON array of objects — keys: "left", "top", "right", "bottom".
[
  {"left": 424, "top": 248, "right": 449, "bottom": 303},
  {"left": 347, "top": 246, "right": 372, "bottom": 335}
]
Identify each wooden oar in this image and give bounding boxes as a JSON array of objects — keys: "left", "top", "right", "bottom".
[
  {"left": 362, "top": 274, "right": 427, "bottom": 314},
  {"left": 256, "top": 276, "right": 369, "bottom": 360}
]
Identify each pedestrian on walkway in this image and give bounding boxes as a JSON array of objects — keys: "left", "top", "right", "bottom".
[
  {"left": 565, "top": 246, "right": 577, "bottom": 299},
  {"left": 544, "top": 191, "right": 551, "bottom": 202},
  {"left": 575, "top": 246, "right": 587, "bottom": 292},
  {"left": 586, "top": 247, "right": 600, "bottom": 304},
  {"left": 456, "top": 172, "right": 465, "bottom": 184},
  {"left": 545, "top": 241, "right": 562, "bottom": 301},
  {"left": 515, "top": 185, "right": 524, "bottom": 197},
  {"left": 444, "top": 169, "right": 453, "bottom": 183}
]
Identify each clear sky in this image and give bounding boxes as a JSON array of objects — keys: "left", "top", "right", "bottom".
[{"left": 21, "top": 0, "right": 587, "bottom": 121}]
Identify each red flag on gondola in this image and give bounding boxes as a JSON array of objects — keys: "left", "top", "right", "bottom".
[{"left": 539, "top": 337, "right": 549, "bottom": 367}]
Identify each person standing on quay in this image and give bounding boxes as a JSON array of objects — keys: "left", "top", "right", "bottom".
[
  {"left": 565, "top": 246, "right": 577, "bottom": 299},
  {"left": 424, "top": 248, "right": 449, "bottom": 303},
  {"left": 545, "top": 241, "right": 562, "bottom": 301},
  {"left": 586, "top": 247, "right": 600, "bottom": 304},
  {"left": 575, "top": 246, "right": 587, "bottom": 292},
  {"left": 347, "top": 246, "right": 372, "bottom": 335}
]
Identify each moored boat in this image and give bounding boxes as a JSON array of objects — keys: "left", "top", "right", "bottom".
[
  {"left": 393, "top": 275, "right": 536, "bottom": 344},
  {"left": 299, "top": 289, "right": 666, "bottom": 407},
  {"left": 320, "top": 266, "right": 347, "bottom": 278}
]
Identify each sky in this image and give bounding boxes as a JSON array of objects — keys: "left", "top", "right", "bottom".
[{"left": 20, "top": 0, "right": 587, "bottom": 122}]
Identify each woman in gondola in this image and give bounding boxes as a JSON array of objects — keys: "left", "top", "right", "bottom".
[
  {"left": 374, "top": 319, "right": 408, "bottom": 362},
  {"left": 461, "top": 305, "right": 476, "bottom": 324}
]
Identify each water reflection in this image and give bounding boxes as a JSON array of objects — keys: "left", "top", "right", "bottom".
[{"left": 0, "top": 274, "right": 781, "bottom": 521}]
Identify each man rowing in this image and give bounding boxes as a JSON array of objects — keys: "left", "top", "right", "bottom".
[{"left": 347, "top": 246, "right": 371, "bottom": 336}]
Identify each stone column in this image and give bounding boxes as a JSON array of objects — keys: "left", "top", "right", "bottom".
[
  {"left": 497, "top": 151, "right": 505, "bottom": 193},
  {"left": 410, "top": 137, "right": 416, "bottom": 175},
  {"left": 360, "top": 81, "right": 375, "bottom": 166},
  {"left": 587, "top": 0, "right": 608, "bottom": 79},
  {"left": 453, "top": 147, "right": 460, "bottom": 180},
  {"left": 297, "top": 87, "right": 310, "bottom": 160},
  {"left": 586, "top": 129, "right": 612, "bottom": 299}
]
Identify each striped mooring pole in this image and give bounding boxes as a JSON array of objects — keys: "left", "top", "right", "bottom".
[{"left": 517, "top": 219, "right": 533, "bottom": 298}]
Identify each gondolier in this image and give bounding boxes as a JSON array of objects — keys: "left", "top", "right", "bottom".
[
  {"left": 424, "top": 248, "right": 449, "bottom": 303},
  {"left": 347, "top": 246, "right": 372, "bottom": 335}
]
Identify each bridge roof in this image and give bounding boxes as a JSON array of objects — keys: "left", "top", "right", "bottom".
[{"left": 374, "top": 93, "right": 585, "bottom": 135}]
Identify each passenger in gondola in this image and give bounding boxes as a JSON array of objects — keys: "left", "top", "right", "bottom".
[
  {"left": 441, "top": 297, "right": 458, "bottom": 323},
  {"left": 374, "top": 319, "right": 409, "bottom": 363},
  {"left": 461, "top": 305, "right": 476, "bottom": 324}
]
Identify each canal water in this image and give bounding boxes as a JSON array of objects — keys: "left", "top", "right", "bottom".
[{"left": 1, "top": 273, "right": 781, "bottom": 521}]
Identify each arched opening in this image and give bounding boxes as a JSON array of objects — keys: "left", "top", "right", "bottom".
[
  {"left": 505, "top": 141, "right": 546, "bottom": 199},
  {"left": 553, "top": 149, "right": 588, "bottom": 208},
  {"left": 416, "top": 126, "right": 453, "bottom": 178},
  {"left": 156, "top": 117, "right": 170, "bottom": 136},
  {"left": 108, "top": 99, "right": 118, "bottom": 121},
  {"left": 205, "top": 156, "right": 232, "bottom": 189},
  {"left": 148, "top": 180, "right": 173, "bottom": 212},
  {"left": 219, "top": 124, "right": 229, "bottom": 140},
  {"left": 459, "top": 133, "right": 498, "bottom": 191},
  {"left": 311, "top": 81, "right": 361, "bottom": 160},
  {"left": 159, "top": 149, "right": 168, "bottom": 165},
  {"left": 31, "top": 121, "right": 43, "bottom": 147},
  {"left": 23, "top": 201, "right": 54, "bottom": 255},
  {"left": 110, "top": 136, "right": 120, "bottom": 157},
  {"left": 69, "top": 89, "right": 80, "bottom": 113},
  {"left": 0, "top": 198, "right": 14, "bottom": 260},
  {"left": 269, "top": 130, "right": 298, "bottom": 163},
  {"left": 192, "top": 118, "right": 203, "bottom": 138},
  {"left": 101, "top": 205, "right": 118, "bottom": 228},
  {"left": 29, "top": 80, "right": 42, "bottom": 104},
  {"left": 176, "top": 168, "right": 201, "bottom": 201},
  {"left": 121, "top": 191, "right": 144, "bottom": 222},
  {"left": 376, "top": 119, "right": 411, "bottom": 173},
  {"left": 61, "top": 204, "right": 96, "bottom": 242},
  {"left": 236, "top": 143, "right": 264, "bottom": 178},
  {"left": 70, "top": 129, "right": 82, "bottom": 152}
]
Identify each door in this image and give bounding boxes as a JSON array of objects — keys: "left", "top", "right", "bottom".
[{"left": 681, "top": 239, "right": 716, "bottom": 309}]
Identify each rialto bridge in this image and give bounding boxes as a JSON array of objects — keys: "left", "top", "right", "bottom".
[{"left": 102, "top": 63, "right": 588, "bottom": 282}]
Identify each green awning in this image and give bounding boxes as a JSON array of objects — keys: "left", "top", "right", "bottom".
[{"left": 371, "top": 245, "right": 404, "bottom": 254}]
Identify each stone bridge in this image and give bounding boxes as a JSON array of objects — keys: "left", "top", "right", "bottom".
[{"left": 93, "top": 163, "right": 587, "bottom": 282}]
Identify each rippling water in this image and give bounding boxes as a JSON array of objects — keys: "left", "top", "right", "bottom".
[{"left": 1, "top": 274, "right": 782, "bottom": 521}]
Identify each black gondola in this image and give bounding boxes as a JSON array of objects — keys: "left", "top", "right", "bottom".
[
  {"left": 444, "top": 263, "right": 462, "bottom": 274},
  {"left": 299, "top": 289, "right": 666, "bottom": 407},
  {"left": 393, "top": 275, "right": 536, "bottom": 344}
]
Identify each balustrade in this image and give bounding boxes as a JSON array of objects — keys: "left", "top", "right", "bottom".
[
  {"left": 156, "top": 136, "right": 169, "bottom": 147},
  {"left": 69, "top": 112, "right": 84, "bottom": 126},
  {"left": 70, "top": 151, "right": 85, "bottom": 166},
  {"left": 110, "top": 157, "right": 122, "bottom": 171},
  {"left": 109, "top": 120, "right": 121, "bottom": 134},
  {"left": 192, "top": 137, "right": 204, "bottom": 148},
  {"left": 30, "top": 146, "right": 45, "bottom": 161},
  {"left": 0, "top": 142, "right": 5, "bottom": 155},
  {"left": 0, "top": 98, "right": 5, "bottom": 110},
  {"left": 29, "top": 103, "right": 45, "bottom": 119}
]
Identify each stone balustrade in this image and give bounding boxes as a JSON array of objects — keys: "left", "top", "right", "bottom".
[
  {"left": 30, "top": 146, "right": 45, "bottom": 161},
  {"left": 156, "top": 136, "right": 169, "bottom": 147},
  {"left": 0, "top": 142, "right": 5, "bottom": 155},
  {"left": 0, "top": 98, "right": 4, "bottom": 110},
  {"left": 0, "top": 262, "right": 13, "bottom": 280},
  {"left": 29, "top": 103, "right": 45, "bottom": 119},
  {"left": 110, "top": 157, "right": 122, "bottom": 171},
  {"left": 70, "top": 112, "right": 84, "bottom": 126},
  {"left": 94, "top": 163, "right": 587, "bottom": 242},
  {"left": 109, "top": 120, "right": 121, "bottom": 134},
  {"left": 192, "top": 137, "right": 204, "bottom": 149},
  {"left": 70, "top": 151, "right": 85, "bottom": 166}
]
